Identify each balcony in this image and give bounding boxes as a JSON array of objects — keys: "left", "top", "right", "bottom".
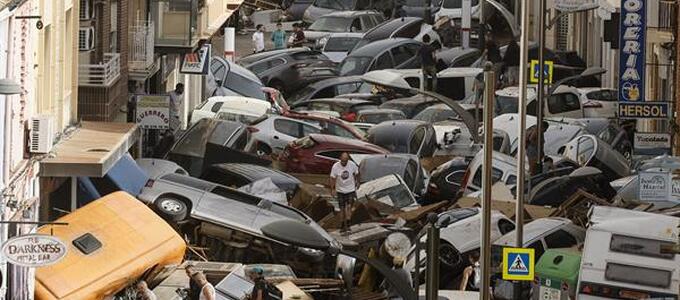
[
  {"left": 129, "top": 22, "right": 160, "bottom": 80},
  {"left": 198, "top": 0, "right": 242, "bottom": 40},
  {"left": 78, "top": 53, "right": 121, "bottom": 87},
  {"left": 152, "top": 0, "right": 199, "bottom": 52}
]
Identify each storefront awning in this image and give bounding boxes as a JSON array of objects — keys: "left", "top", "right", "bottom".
[{"left": 40, "top": 122, "right": 140, "bottom": 177}]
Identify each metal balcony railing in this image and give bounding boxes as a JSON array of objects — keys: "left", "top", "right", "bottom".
[
  {"left": 129, "top": 22, "right": 155, "bottom": 73},
  {"left": 78, "top": 53, "right": 121, "bottom": 87}
]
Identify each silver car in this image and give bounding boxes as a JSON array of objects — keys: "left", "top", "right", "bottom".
[{"left": 250, "top": 114, "right": 322, "bottom": 155}]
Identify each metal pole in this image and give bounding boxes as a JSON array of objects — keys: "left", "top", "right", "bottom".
[
  {"left": 515, "top": 0, "right": 530, "bottom": 247},
  {"left": 425, "top": 213, "right": 440, "bottom": 300},
  {"left": 480, "top": 62, "right": 495, "bottom": 300},
  {"left": 462, "top": 0, "right": 471, "bottom": 49},
  {"left": 536, "top": 0, "right": 546, "bottom": 173}
]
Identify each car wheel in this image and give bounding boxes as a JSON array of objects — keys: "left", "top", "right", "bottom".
[
  {"left": 154, "top": 197, "right": 189, "bottom": 222},
  {"left": 439, "top": 242, "right": 462, "bottom": 268}
]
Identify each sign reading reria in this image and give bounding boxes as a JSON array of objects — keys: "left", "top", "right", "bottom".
[
  {"left": 136, "top": 95, "right": 170, "bottom": 130},
  {"left": 1, "top": 234, "right": 67, "bottom": 267},
  {"left": 618, "top": 0, "right": 647, "bottom": 117}
]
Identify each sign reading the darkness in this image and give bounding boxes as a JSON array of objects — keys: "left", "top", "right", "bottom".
[{"left": 618, "top": 0, "right": 646, "bottom": 117}]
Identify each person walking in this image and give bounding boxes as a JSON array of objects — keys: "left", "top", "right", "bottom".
[
  {"left": 168, "top": 83, "right": 184, "bottom": 133},
  {"left": 249, "top": 267, "right": 268, "bottom": 300},
  {"left": 418, "top": 35, "right": 437, "bottom": 92},
  {"left": 502, "top": 39, "right": 520, "bottom": 87},
  {"left": 252, "top": 24, "right": 266, "bottom": 53},
  {"left": 330, "top": 152, "right": 359, "bottom": 232},
  {"left": 271, "top": 22, "right": 286, "bottom": 50}
]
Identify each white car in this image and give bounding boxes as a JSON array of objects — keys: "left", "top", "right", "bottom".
[
  {"left": 214, "top": 97, "right": 272, "bottom": 124},
  {"left": 191, "top": 96, "right": 270, "bottom": 125},
  {"left": 578, "top": 87, "right": 618, "bottom": 119},
  {"left": 361, "top": 67, "right": 482, "bottom": 101},
  {"left": 495, "top": 85, "right": 586, "bottom": 119},
  {"left": 435, "top": 0, "right": 481, "bottom": 20},
  {"left": 320, "top": 32, "right": 364, "bottom": 63}
]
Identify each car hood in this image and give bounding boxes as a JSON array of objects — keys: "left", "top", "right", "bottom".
[{"left": 362, "top": 69, "right": 412, "bottom": 90}]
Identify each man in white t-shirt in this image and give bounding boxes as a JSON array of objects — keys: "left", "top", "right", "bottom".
[
  {"left": 252, "top": 24, "right": 265, "bottom": 53},
  {"left": 330, "top": 152, "right": 359, "bottom": 232}
]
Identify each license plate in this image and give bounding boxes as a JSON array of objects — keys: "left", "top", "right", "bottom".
[{"left": 539, "top": 286, "right": 561, "bottom": 300}]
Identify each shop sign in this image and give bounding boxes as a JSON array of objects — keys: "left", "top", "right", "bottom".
[
  {"left": 634, "top": 133, "right": 671, "bottom": 156},
  {"left": 555, "top": 0, "right": 594, "bottom": 13},
  {"left": 618, "top": 0, "right": 646, "bottom": 117},
  {"left": 619, "top": 102, "right": 669, "bottom": 119},
  {"left": 136, "top": 95, "right": 170, "bottom": 130},
  {"left": 639, "top": 171, "right": 672, "bottom": 203},
  {"left": 180, "top": 44, "right": 211, "bottom": 75},
  {"left": 1, "top": 234, "right": 67, "bottom": 267}
]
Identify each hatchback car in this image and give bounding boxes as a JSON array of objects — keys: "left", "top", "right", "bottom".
[
  {"left": 338, "top": 38, "right": 422, "bottom": 76},
  {"left": 250, "top": 113, "right": 364, "bottom": 155},
  {"left": 305, "top": 11, "right": 384, "bottom": 43},
  {"left": 291, "top": 98, "right": 378, "bottom": 121},
  {"left": 280, "top": 134, "right": 389, "bottom": 174},
  {"left": 367, "top": 120, "right": 437, "bottom": 158},
  {"left": 237, "top": 48, "right": 335, "bottom": 96},
  {"left": 289, "top": 76, "right": 365, "bottom": 103},
  {"left": 578, "top": 87, "right": 618, "bottom": 119}
]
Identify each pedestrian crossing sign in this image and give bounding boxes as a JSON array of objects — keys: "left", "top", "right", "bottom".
[
  {"left": 530, "top": 59, "right": 554, "bottom": 84},
  {"left": 502, "top": 247, "right": 535, "bottom": 281}
]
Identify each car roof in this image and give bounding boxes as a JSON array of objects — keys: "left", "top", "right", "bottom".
[
  {"left": 370, "top": 119, "right": 429, "bottom": 134},
  {"left": 208, "top": 163, "right": 298, "bottom": 181},
  {"left": 363, "top": 17, "right": 422, "bottom": 41},
  {"left": 237, "top": 48, "right": 311, "bottom": 65},
  {"left": 212, "top": 56, "right": 262, "bottom": 83},
  {"left": 436, "top": 47, "right": 481, "bottom": 61},
  {"left": 495, "top": 218, "right": 573, "bottom": 246},
  {"left": 308, "top": 134, "right": 388, "bottom": 151},
  {"left": 358, "top": 108, "right": 405, "bottom": 115},
  {"left": 323, "top": 10, "right": 379, "bottom": 18},
  {"left": 327, "top": 32, "right": 365, "bottom": 38},
  {"left": 349, "top": 38, "right": 420, "bottom": 57}
]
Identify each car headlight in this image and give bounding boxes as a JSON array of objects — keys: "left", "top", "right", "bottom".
[{"left": 316, "top": 36, "right": 329, "bottom": 48}]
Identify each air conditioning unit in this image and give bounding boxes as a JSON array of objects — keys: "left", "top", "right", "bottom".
[
  {"left": 78, "top": 27, "right": 95, "bottom": 51},
  {"left": 79, "top": 0, "right": 92, "bottom": 20},
  {"left": 30, "top": 115, "right": 55, "bottom": 154}
]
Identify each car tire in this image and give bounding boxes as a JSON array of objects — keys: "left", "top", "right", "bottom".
[
  {"left": 439, "top": 242, "right": 462, "bottom": 269},
  {"left": 154, "top": 197, "right": 189, "bottom": 222}
]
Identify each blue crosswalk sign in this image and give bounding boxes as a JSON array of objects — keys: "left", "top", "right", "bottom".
[
  {"left": 529, "top": 60, "right": 554, "bottom": 84},
  {"left": 502, "top": 247, "right": 535, "bottom": 281}
]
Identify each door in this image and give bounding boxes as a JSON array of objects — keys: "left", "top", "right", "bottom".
[
  {"left": 546, "top": 92, "right": 584, "bottom": 118},
  {"left": 272, "top": 119, "right": 321, "bottom": 151}
]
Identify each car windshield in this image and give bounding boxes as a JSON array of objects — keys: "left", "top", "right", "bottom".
[
  {"left": 225, "top": 72, "right": 266, "bottom": 100},
  {"left": 314, "top": 0, "right": 352, "bottom": 10},
  {"left": 495, "top": 95, "right": 519, "bottom": 115},
  {"left": 443, "top": 0, "right": 479, "bottom": 8},
  {"left": 309, "top": 17, "right": 352, "bottom": 32},
  {"left": 437, "top": 208, "right": 478, "bottom": 226},
  {"left": 338, "top": 56, "right": 372, "bottom": 76},
  {"left": 363, "top": 181, "right": 415, "bottom": 208},
  {"left": 359, "top": 112, "right": 406, "bottom": 124},
  {"left": 413, "top": 107, "right": 459, "bottom": 122},
  {"left": 325, "top": 37, "right": 362, "bottom": 52},
  {"left": 215, "top": 112, "right": 261, "bottom": 124},
  {"left": 172, "top": 120, "right": 243, "bottom": 157}
]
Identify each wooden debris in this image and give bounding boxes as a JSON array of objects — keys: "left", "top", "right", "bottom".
[{"left": 549, "top": 189, "right": 611, "bottom": 227}]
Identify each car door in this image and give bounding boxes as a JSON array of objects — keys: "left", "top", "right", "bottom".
[
  {"left": 272, "top": 118, "right": 320, "bottom": 151},
  {"left": 546, "top": 92, "right": 584, "bottom": 118},
  {"left": 370, "top": 52, "right": 394, "bottom": 71},
  {"left": 207, "top": 59, "right": 228, "bottom": 96},
  {"left": 393, "top": 43, "right": 422, "bottom": 69}
]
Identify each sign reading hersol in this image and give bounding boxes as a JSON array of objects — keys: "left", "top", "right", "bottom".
[
  {"left": 1, "top": 234, "right": 67, "bottom": 267},
  {"left": 619, "top": 102, "right": 669, "bottom": 119}
]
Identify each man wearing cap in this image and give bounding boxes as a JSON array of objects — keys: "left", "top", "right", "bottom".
[{"left": 249, "top": 266, "right": 267, "bottom": 300}]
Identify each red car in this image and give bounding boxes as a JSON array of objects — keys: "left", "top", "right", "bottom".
[
  {"left": 283, "top": 111, "right": 366, "bottom": 141},
  {"left": 280, "top": 134, "right": 389, "bottom": 174}
]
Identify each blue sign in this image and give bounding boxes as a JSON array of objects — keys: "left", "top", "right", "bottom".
[
  {"left": 619, "top": 102, "right": 669, "bottom": 119},
  {"left": 502, "top": 247, "right": 534, "bottom": 281},
  {"left": 619, "top": 0, "right": 646, "bottom": 105}
]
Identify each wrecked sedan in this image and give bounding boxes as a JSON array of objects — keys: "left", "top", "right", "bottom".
[
  {"left": 562, "top": 134, "right": 631, "bottom": 181},
  {"left": 367, "top": 120, "right": 437, "bottom": 158},
  {"left": 137, "top": 173, "right": 340, "bottom": 274},
  {"left": 425, "top": 157, "right": 468, "bottom": 201},
  {"left": 356, "top": 154, "right": 429, "bottom": 198},
  {"left": 166, "top": 119, "right": 269, "bottom": 177},
  {"left": 528, "top": 167, "right": 617, "bottom": 207}
]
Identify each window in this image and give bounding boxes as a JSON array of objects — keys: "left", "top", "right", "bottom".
[
  {"left": 544, "top": 229, "right": 578, "bottom": 249},
  {"left": 444, "top": 170, "right": 466, "bottom": 186},
  {"left": 506, "top": 175, "right": 516, "bottom": 185},
  {"left": 409, "top": 127, "right": 426, "bottom": 154},
  {"left": 210, "top": 102, "right": 224, "bottom": 113},
  {"left": 350, "top": 18, "right": 362, "bottom": 32},
  {"left": 610, "top": 234, "right": 675, "bottom": 259},
  {"left": 211, "top": 60, "right": 227, "bottom": 82},
  {"left": 528, "top": 241, "right": 545, "bottom": 258},
  {"left": 249, "top": 62, "right": 268, "bottom": 74},
  {"left": 395, "top": 22, "right": 422, "bottom": 38},
  {"left": 391, "top": 45, "right": 416, "bottom": 64},
  {"left": 587, "top": 89, "right": 618, "bottom": 101},
  {"left": 317, "top": 151, "right": 343, "bottom": 160},
  {"left": 498, "top": 219, "right": 515, "bottom": 235},
  {"left": 202, "top": 170, "right": 248, "bottom": 187},
  {"left": 547, "top": 93, "right": 581, "bottom": 114},
  {"left": 471, "top": 167, "right": 502, "bottom": 187},
  {"left": 372, "top": 53, "right": 393, "bottom": 70},
  {"left": 605, "top": 263, "right": 671, "bottom": 288},
  {"left": 405, "top": 77, "right": 421, "bottom": 88},
  {"left": 360, "top": 16, "right": 374, "bottom": 30},
  {"left": 302, "top": 124, "right": 320, "bottom": 136},
  {"left": 404, "top": 160, "right": 418, "bottom": 187},
  {"left": 327, "top": 123, "right": 355, "bottom": 138},
  {"left": 224, "top": 72, "right": 265, "bottom": 100},
  {"left": 274, "top": 119, "right": 302, "bottom": 137},
  {"left": 336, "top": 83, "right": 359, "bottom": 95}
]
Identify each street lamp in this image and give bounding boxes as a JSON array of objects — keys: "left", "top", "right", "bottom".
[
  {"left": 536, "top": 2, "right": 600, "bottom": 172},
  {"left": 261, "top": 220, "right": 417, "bottom": 300}
]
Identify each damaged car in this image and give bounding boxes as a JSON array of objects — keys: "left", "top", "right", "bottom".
[
  {"left": 367, "top": 120, "right": 437, "bottom": 158},
  {"left": 356, "top": 154, "right": 429, "bottom": 198}
]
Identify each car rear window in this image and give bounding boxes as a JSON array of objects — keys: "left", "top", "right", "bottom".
[{"left": 325, "top": 37, "right": 361, "bottom": 52}]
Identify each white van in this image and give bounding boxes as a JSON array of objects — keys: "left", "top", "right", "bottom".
[
  {"left": 495, "top": 85, "right": 585, "bottom": 119},
  {"left": 578, "top": 206, "right": 680, "bottom": 299}
]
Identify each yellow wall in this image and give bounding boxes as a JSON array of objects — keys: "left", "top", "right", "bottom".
[{"left": 37, "top": 0, "right": 78, "bottom": 131}]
